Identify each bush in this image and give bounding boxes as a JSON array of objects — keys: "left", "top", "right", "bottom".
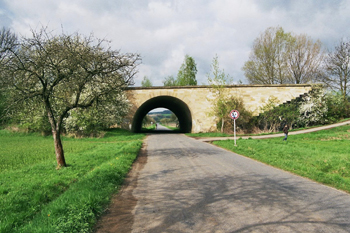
[
  {"left": 9, "top": 102, "right": 52, "bottom": 135},
  {"left": 251, "top": 87, "right": 350, "bottom": 134},
  {"left": 298, "top": 87, "right": 328, "bottom": 127},
  {"left": 253, "top": 96, "right": 300, "bottom": 132},
  {"left": 325, "top": 92, "right": 350, "bottom": 122},
  {"left": 218, "top": 97, "right": 253, "bottom": 134}
]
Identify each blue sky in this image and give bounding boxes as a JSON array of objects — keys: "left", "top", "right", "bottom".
[{"left": 1, "top": 0, "right": 349, "bottom": 86}]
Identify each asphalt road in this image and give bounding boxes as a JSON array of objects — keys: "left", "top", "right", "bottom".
[
  {"left": 155, "top": 123, "right": 172, "bottom": 131},
  {"left": 96, "top": 134, "right": 350, "bottom": 233}
]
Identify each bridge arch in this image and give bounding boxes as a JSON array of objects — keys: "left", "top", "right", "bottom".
[{"left": 131, "top": 95, "right": 192, "bottom": 133}]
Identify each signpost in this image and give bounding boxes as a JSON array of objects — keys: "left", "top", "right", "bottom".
[{"left": 229, "top": 110, "right": 239, "bottom": 146}]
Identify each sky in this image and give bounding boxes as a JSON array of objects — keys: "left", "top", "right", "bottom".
[{"left": 1, "top": 0, "right": 350, "bottom": 87}]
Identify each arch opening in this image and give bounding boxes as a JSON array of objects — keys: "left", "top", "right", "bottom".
[{"left": 131, "top": 96, "right": 192, "bottom": 133}]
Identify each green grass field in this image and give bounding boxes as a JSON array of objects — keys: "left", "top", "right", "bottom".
[
  {"left": 213, "top": 125, "right": 350, "bottom": 193},
  {"left": 142, "top": 124, "right": 156, "bottom": 131},
  {"left": 0, "top": 129, "right": 144, "bottom": 233}
]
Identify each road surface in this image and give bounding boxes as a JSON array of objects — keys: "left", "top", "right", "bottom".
[
  {"left": 95, "top": 134, "right": 350, "bottom": 233},
  {"left": 155, "top": 123, "right": 172, "bottom": 131}
]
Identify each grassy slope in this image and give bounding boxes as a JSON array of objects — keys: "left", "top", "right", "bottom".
[
  {"left": 0, "top": 129, "right": 144, "bottom": 233},
  {"left": 213, "top": 125, "right": 350, "bottom": 193}
]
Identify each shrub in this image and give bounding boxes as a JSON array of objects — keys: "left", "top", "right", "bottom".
[
  {"left": 325, "top": 92, "right": 350, "bottom": 122},
  {"left": 218, "top": 96, "right": 253, "bottom": 134},
  {"left": 298, "top": 87, "right": 328, "bottom": 127},
  {"left": 253, "top": 96, "right": 300, "bottom": 132}
]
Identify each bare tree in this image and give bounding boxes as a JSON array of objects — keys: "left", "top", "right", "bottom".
[
  {"left": 323, "top": 38, "right": 350, "bottom": 100},
  {"left": 286, "top": 34, "right": 324, "bottom": 84},
  {"left": 2, "top": 27, "right": 141, "bottom": 168}
]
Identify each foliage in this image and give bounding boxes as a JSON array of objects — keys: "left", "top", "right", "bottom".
[
  {"left": 252, "top": 95, "right": 299, "bottom": 132},
  {"left": 1, "top": 27, "right": 140, "bottom": 167},
  {"left": 0, "top": 27, "right": 17, "bottom": 67},
  {"left": 243, "top": 26, "right": 324, "bottom": 84},
  {"left": 0, "top": 128, "right": 144, "bottom": 232},
  {"left": 147, "top": 110, "right": 174, "bottom": 123},
  {"left": 206, "top": 55, "right": 248, "bottom": 133},
  {"left": 170, "top": 112, "right": 179, "bottom": 125},
  {"left": 177, "top": 54, "right": 197, "bottom": 86},
  {"left": 142, "top": 114, "right": 155, "bottom": 128},
  {"left": 213, "top": 124, "right": 350, "bottom": 193},
  {"left": 323, "top": 38, "right": 350, "bottom": 100},
  {"left": 255, "top": 96, "right": 281, "bottom": 132},
  {"left": 286, "top": 34, "right": 324, "bottom": 84},
  {"left": 219, "top": 97, "right": 253, "bottom": 133},
  {"left": 325, "top": 91, "right": 350, "bottom": 122},
  {"left": 207, "top": 55, "right": 232, "bottom": 87},
  {"left": 159, "top": 113, "right": 178, "bottom": 126},
  {"left": 163, "top": 55, "right": 197, "bottom": 86},
  {"left": 141, "top": 76, "right": 153, "bottom": 87},
  {"left": 0, "top": 28, "right": 17, "bottom": 127},
  {"left": 163, "top": 75, "right": 177, "bottom": 86},
  {"left": 298, "top": 87, "right": 328, "bottom": 126},
  {"left": 243, "top": 26, "right": 292, "bottom": 84},
  {"left": 64, "top": 93, "right": 130, "bottom": 137},
  {"left": 251, "top": 86, "right": 350, "bottom": 133},
  {"left": 7, "top": 99, "right": 52, "bottom": 134}
]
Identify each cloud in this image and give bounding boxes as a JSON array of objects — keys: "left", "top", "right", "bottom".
[{"left": 1, "top": 0, "right": 350, "bottom": 86}]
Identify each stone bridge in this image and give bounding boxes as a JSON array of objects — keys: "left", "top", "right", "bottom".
[{"left": 124, "top": 84, "right": 313, "bottom": 133}]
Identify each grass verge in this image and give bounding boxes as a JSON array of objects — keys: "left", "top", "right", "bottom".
[
  {"left": 0, "top": 129, "right": 144, "bottom": 233},
  {"left": 142, "top": 124, "right": 156, "bottom": 131},
  {"left": 161, "top": 125, "right": 179, "bottom": 130},
  {"left": 213, "top": 125, "right": 350, "bottom": 193}
]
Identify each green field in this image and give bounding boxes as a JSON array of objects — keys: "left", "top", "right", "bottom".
[
  {"left": 0, "top": 129, "right": 144, "bottom": 232},
  {"left": 213, "top": 125, "right": 350, "bottom": 193}
]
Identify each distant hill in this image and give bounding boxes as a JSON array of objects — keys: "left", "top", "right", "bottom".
[
  {"left": 148, "top": 110, "right": 172, "bottom": 115},
  {"left": 147, "top": 109, "right": 174, "bottom": 123}
]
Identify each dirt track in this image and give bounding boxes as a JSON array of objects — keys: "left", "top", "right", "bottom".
[{"left": 95, "top": 133, "right": 350, "bottom": 232}]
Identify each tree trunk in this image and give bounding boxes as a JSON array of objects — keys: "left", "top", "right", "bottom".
[
  {"left": 45, "top": 100, "right": 67, "bottom": 168},
  {"left": 221, "top": 118, "right": 224, "bottom": 133},
  {"left": 53, "top": 129, "right": 66, "bottom": 168}
]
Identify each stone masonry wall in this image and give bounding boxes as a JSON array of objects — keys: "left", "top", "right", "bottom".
[{"left": 125, "top": 84, "right": 313, "bottom": 133}]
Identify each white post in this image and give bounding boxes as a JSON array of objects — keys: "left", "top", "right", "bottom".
[{"left": 234, "top": 119, "right": 237, "bottom": 146}]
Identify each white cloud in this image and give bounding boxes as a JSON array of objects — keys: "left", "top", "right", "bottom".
[{"left": 1, "top": 0, "right": 350, "bottom": 86}]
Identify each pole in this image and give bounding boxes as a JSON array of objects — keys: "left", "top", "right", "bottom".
[{"left": 234, "top": 119, "right": 237, "bottom": 146}]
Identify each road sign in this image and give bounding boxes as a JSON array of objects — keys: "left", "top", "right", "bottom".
[
  {"left": 229, "top": 110, "right": 239, "bottom": 146},
  {"left": 229, "top": 110, "right": 240, "bottom": 120}
]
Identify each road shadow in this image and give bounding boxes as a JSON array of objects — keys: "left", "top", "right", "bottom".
[
  {"left": 94, "top": 135, "right": 350, "bottom": 233},
  {"left": 131, "top": 143, "right": 350, "bottom": 232},
  {"left": 136, "top": 170, "right": 350, "bottom": 232}
]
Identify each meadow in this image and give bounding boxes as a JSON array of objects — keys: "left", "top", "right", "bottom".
[
  {"left": 213, "top": 124, "right": 350, "bottom": 193},
  {"left": 0, "top": 129, "right": 144, "bottom": 233}
]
